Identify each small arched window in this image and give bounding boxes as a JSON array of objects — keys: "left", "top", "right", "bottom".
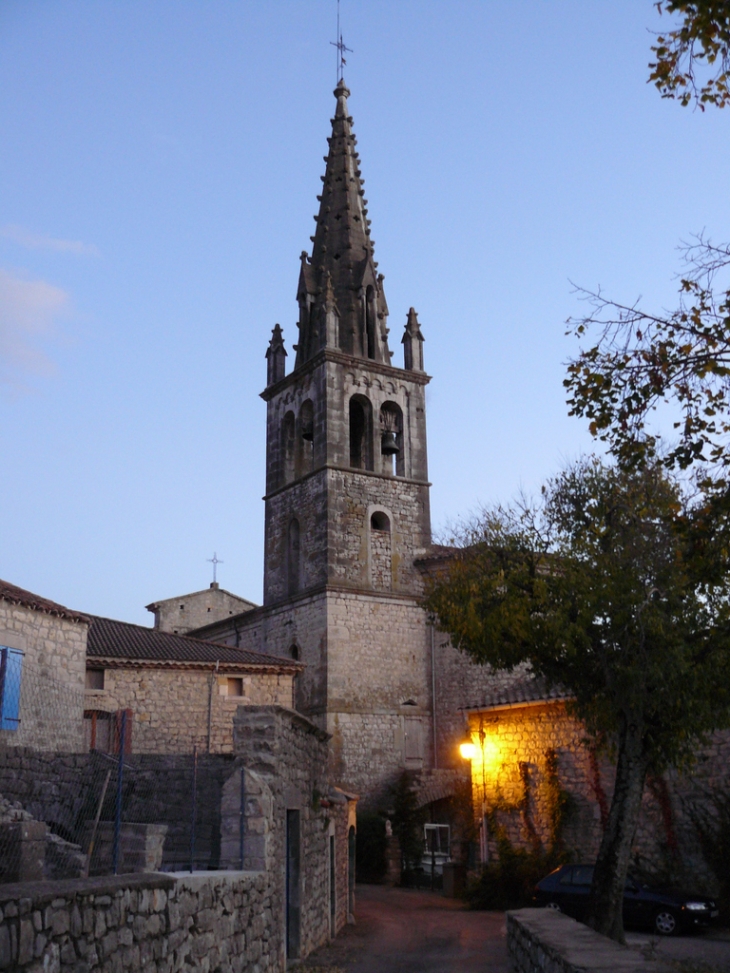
[
  {"left": 287, "top": 518, "right": 301, "bottom": 595},
  {"left": 349, "top": 395, "right": 373, "bottom": 471},
  {"left": 370, "top": 509, "right": 393, "bottom": 591},
  {"left": 370, "top": 511, "right": 390, "bottom": 532},
  {"left": 290, "top": 644, "right": 300, "bottom": 661}
]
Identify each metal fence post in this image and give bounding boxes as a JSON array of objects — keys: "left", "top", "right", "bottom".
[
  {"left": 112, "top": 710, "right": 127, "bottom": 875},
  {"left": 239, "top": 765, "right": 246, "bottom": 869},
  {"left": 190, "top": 746, "right": 198, "bottom": 873}
]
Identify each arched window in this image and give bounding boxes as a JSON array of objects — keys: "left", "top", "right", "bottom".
[
  {"left": 298, "top": 400, "right": 314, "bottom": 476},
  {"left": 370, "top": 509, "right": 392, "bottom": 591},
  {"left": 380, "top": 402, "right": 404, "bottom": 477},
  {"left": 370, "top": 511, "right": 390, "bottom": 532},
  {"left": 290, "top": 643, "right": 300, "bottom": 661},
  {"left": 282, "top": 411, "right": 296, "bottom": 485},
  {"left": 349, "top": 395, "right": 373, "bottom": 471},
  {"left": 287, "top": 518, "right": 301, "bottom": 595}
]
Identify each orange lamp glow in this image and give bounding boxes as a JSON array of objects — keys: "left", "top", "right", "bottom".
[{"left": 459, "top": 739, "right": 477, "bottom": 760}]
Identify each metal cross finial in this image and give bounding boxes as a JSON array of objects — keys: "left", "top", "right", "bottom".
[
  {"left": 330, "top": 0, "right": 352, "bottom": 82},
  {"left": 207, "top": 552, "right": 224, "bottom": 584}
]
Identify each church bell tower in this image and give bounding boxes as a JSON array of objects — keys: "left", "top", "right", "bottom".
[{"left": 260, "top": 80, "right": 433, "bottom": 804}]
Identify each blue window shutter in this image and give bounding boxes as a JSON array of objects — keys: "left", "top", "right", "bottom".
[{"left": 0, "top": 647, "right": 24, "bottom": 731}]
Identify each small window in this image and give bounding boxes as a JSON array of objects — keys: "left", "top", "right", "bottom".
[
  {"left": 424, "top": 824, "right": 450, "bottom": 855},
  {"left": 371, "top": 511, "right": 390, "bottom": 532},
  {"left": 290, "top": 644, "right": 300, "bottom": 661},
  {"left": 227, "top": 677, "right": 244, "bottom": 697},
  {"left": 85, "top": 669, "right": 105, "bottom": 691},
  {"left": 179, "top": 604, "right": 185, "bottom": 610}
]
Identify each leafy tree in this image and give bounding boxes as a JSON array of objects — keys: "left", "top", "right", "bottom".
[
  {"left": 425, "top": 459, "right": 730, "bottom": 942},
  {"left": 565, "top": 237, "right": 730, "bottom": 483},
  {"left": 650, "top": 1, "right": 730, "bottom": 110}
]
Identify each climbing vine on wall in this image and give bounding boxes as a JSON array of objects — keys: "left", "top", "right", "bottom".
[
  {"left": 588, "top": 746, "right": 609, "bottom": 830},
  {"left": 544, "top": 748, "right": 573, "bottom": 852}
]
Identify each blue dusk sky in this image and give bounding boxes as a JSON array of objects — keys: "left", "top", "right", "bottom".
[{"left": 2, "top": 2, "right": 728, "bottom": 624}]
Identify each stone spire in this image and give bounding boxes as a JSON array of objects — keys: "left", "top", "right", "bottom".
[
  {"left": 402, "top": 307, "right": 425, "bottom": 372},
  {"left": 266, "top": 324, "right": 287, "bottom": 386},
  {"left": 295, "top": 80, "right": 391, "bottom": 369}
]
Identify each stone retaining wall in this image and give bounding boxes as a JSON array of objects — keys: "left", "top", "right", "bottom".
[
  {"left": 0, "top": 870, "right": 280, "bottom": 972},
  {"left": 506, "top": 909, "right": 669, "bottom": 973}
]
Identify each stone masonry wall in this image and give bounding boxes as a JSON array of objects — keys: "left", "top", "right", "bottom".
[
  {"left": 467, "top": 702, "right": 730, "bottom": 891},
  {"left": 233, "top": 706, "right": 353, "bottom": 956},
  {"left": 0, "top": 600, "right": 87, "bottom": 752},
  {"left": 149, "top": 586, "right": 256, "bottom": 636},
  {"left": 0, "top": 870, "right": 282, "bottom": 973},
  {"left": 506, "top": 909, "right": 667, "bottom": 973},
  {"left": 84, "top": 667, "right": 293, "bottom": 753}
]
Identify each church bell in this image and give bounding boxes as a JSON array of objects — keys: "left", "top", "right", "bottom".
[{"left": 381, "top": 430, "right": 399, "bottom": 456}]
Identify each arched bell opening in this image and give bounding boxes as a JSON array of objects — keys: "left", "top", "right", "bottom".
[
  {"left": 379, "top": 402, "right": 404, "bottom": 477},
  {"left": 298, "top": 399, "right": 314, "bottom": 476},
  {"left": 349, "top": 395, "right": 374, "bottom": 471}
]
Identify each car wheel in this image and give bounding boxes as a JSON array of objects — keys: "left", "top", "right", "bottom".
[
  {"left": 653, "top": 910, "right": 678, "bottom": 936},
  {"left": 545, "top": 901, "right": 561, "bottom": 912}
]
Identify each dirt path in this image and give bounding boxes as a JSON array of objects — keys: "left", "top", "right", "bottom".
[{"left": 298, "top": 884, "right": 508, "bottom": 973}]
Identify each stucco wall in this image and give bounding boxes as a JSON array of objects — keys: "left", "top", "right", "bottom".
[
  {"left": 0, "top": 599, "right": 86, "bottom": 752},
  {"left": 84, "top": 666, "right": 293, "bottom": 753}
]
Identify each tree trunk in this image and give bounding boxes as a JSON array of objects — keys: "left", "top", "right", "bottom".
[{"left": 587, "top": 715, "right": 649, "bottom": 943}]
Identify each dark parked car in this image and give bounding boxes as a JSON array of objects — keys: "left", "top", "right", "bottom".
[{"left": 533, "top": 864, "right": 719, "bottom": 936}]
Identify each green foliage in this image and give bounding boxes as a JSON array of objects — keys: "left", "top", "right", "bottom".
[
  {"left": 565, "top": 237, "right": 730, "bottom": 484},
  {"left": 389, "top": 771, "right": 425, "bottom": 877},
  {"left": 467, "top": 812, "right": 569, "bottom": 911},
  {"left": 468, "top": 752, "right": 572, "bottom": 911},
  {"left": 354, "top": 812, "right": 388, "bottom": 885},
  {"left": 426, "top": 458, "right": 730, "bottom": 939},
  {"left": 426, "top": 460, "right": 730, "bottom": 774},
  {"left": 650, "top": 1, "right": 730, "bottom": 109},
  {"left": 544, "top": 749, "right": 573, "bottom": 853}
]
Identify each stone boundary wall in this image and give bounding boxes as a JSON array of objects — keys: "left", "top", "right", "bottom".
[
  {"left": 506, "top": 909, "right": 669, "bottom": 973},
  {"left": 0, "top": 870, "right": 281, "bottom": 973}
]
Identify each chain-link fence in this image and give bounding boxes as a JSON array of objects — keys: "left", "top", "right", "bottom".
[{"left": 0, "top": 674, "right": 248, "bottom": 883}]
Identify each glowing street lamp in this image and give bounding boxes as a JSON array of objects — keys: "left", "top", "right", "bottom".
[{"left": 459, "top": 736, "right": 477, "bottom": 761}]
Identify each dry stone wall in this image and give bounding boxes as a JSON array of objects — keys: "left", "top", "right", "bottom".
[
  {"left": 0, "top": 870, "right": 281, "bottom": 973},
  {"left": 506, "top": 909, "right": 669, "bottom": 973}
]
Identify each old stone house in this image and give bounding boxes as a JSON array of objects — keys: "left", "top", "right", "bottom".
[
  {"left": 0, "top": 579, "right": 88, "bottom": 752},
  {"left": 84, "top": 615, "right": 300, "bottom": 753}
]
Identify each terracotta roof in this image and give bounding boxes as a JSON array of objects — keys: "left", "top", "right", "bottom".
[
  {"left": 0, "top": 579, "right": 89, "bottom": 624},
  {"left": 468, "top": 675, "right": 569, "bottom": 712},
  {"left": 87, "top": 616, "right": 300, "bottom": 671},
  {"left": 414, "top": 544, "right": 459, "bottom": 566}
]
